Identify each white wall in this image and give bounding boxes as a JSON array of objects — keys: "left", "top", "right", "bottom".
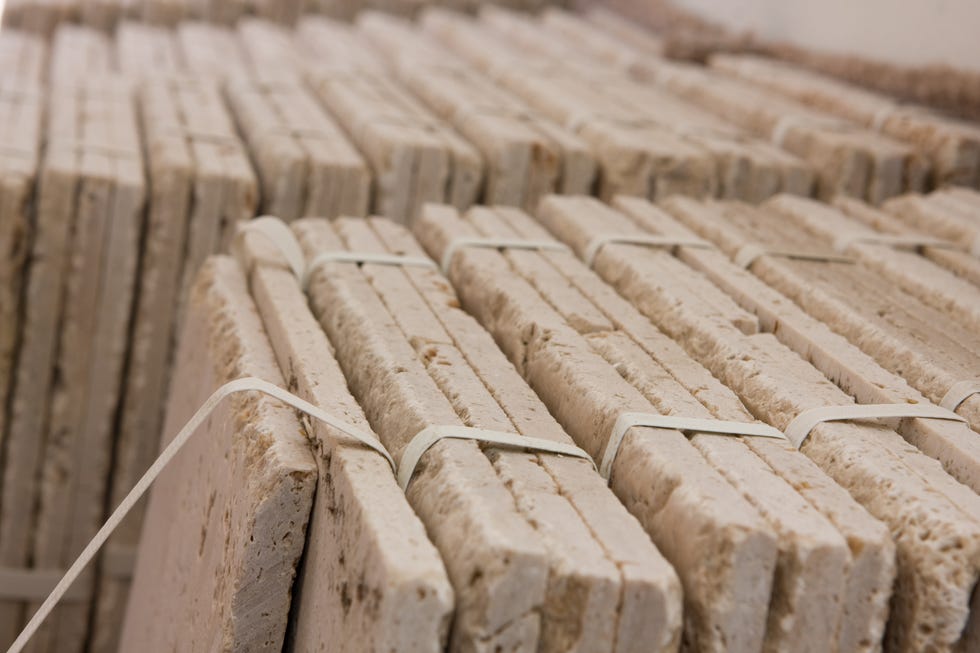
[{"left": 673, "top": 0, "right": 980, "bottom": 72}]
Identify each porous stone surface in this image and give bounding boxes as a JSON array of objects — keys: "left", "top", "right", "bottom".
[{"left": 120, "top": 257, "right": 316, "bottom": 652}]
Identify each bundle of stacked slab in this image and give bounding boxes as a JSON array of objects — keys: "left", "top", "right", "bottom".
[
  {"left": 306, "top": 67, "right": 482, "bottom": 223},
  {"left": 883, "top": 187, "right": 980, "bottom": 262},
  {"left": 463, "top": 194, "right": 980, "bottom": 651},
  {"left": 113, "top": 20, "right": 180, "bottom": 77},
  {"left": 636, "top": 61, "right": 930, "bottom": 203},
  {"left": 655, "top": 195, "right": 980, "bottom": 460},
  {"left": 833, "top": 195, "right": 980, "bottom": 288},
  {"left": 1, "top": 74, "right": 145, "bottom": 653},
  {"left": 240, "top": 215, "right": 684, "bottom": 651},
  {"left": 175, "top": 20, "right": 249, "bottom": 79},
  {"left": 49, "top": 24, "right": 111, "bottom": 79},
  {"left": 415, "top": 203, "right": 896, "bottom": 653},
  {"left": 0, "top": 28, "right": 44, "bottom": 466},
  {"left": 0, "top": 29, "right": 46, "bottom": 81},
  {"left": 224, "top": 76, "right": 370, "bottom": 220},
  {"left": 86, "top": 74, "right": 257, "bottom": 653},
  {"left": 710, "top": 54, "right": 980, "bottom": 189},
  {"left": 357, "top": 12, "right": 597, "bottom": 209},
  {"left": 298, "top": 15, "right": 391, "bottom": 75},
  {"left": 422, "top": 9, "right": 814, "bottom": 202},
  {"left": 118, "top": 256, "right": 322, "bottom": 651}
]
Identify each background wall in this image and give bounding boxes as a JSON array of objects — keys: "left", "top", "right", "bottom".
[{"left": 671, "top": 0, "right": 980, "bottom": 72}]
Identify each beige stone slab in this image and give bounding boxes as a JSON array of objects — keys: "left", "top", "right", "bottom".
[
  {"left": 236, "top": 18, "right": 308, "bottom": 82},
  {"left": 225, "top": 78, "right": 369, "bottom": 221},
  {"left": 885, "top": 190, "right": 980, "bottom": 259},
  {"left": 421, "top": 202, "right": 894, "bottom": 653},
  {"left": 229, "top": 230, "right": 455, "bottom": 651},
  {"left": 545, "top": 195, "right": 980, "bottom": 653},
  {"left": 49, "top": 24, "right": 111, "bottom": 82},
  {"left": 478, "top": 5, "right": 593, "bottom": 66},
  {"left": 294, "top": 218, "right": 553, "bottom": 653},
  {"left": 120, "top": 257, "right": 316, "bottom": 652},
  {"left": 835, "top": 195, "right": 980, "bottom": 288},
  {"left": 0, "top": 76, "right": 42, "bottom": 651},
  {"left": 89, "top": 74, "right": 257, "bottom": 653},
  {"left": 308, "top": 71, "right": 482, "bottom": 223},
  {"left": 657, "top": 195, "right": 980, "bottom": 494},
  {"left": 711, "top": 54, "right": 980, "bottom": 188},
  {"left": 176, "top": 22, "right": 249, "bottom": 79},
  {"left": 640, "top": 60, "right": 929, "bottom": 202},
  {"left": 418, "top": 206, "right": 785, "bottom": 653},
  {"left": 357, "top": 10, "right": 467, "bottom": 71},
  {"left": 298, "top": 15, "right": 390, "bottom": 75},
  {"left": 539, "top": 8, "right": 646, "bottom": 69},
  {"left": 113, "top": 21, "right": 180, "bottom": 78},
  {"left": 767, "top": 195, "right": 980, "bottom": 332},
  {"left": 393, "top": 63, "right": 597, "bottom": 208},
  {"left": 674, "top": 197, "right": 980, "bottom": 439},
  {"left": 23, "top": 75, "right": 144, "bottom": 653},
  {"left": 0, "top": 29, "right": 46, "bottom": 82},
  {"left": 583, "top": 7, "right": 665, "bottom": 59},
  {"left": 341, "top": 215, "right": 681, "bottom": 653}
]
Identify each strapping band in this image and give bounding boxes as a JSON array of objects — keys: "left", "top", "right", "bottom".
[
  {"left": 733, "top": 243, "right": 855, "bottom": 269},
  {"left": 584, "top": 234, "right": 713, "bottom": 268},
  {"left": 440, "top": 237, "right": 570, "bottom": 274},
  {"left": 600, "top": 412, "right": 786, "bottom": 480},
  {"left": 833, "top": 233, "right": 958, "bottom": 255},
  {"left": 398, "top": 425, "right": 595, "bottom": 490},
  {"left": 940, "top": 380, "right": 980, "bottom": 412},
  {"left": 6, "top": 377, "right": 392, "bottom": 653},
  {"left": 236, "top": 217, "right": 437, "bottom": 290},
  {"left": 0, "top": 568, "right": 89, "bottom": 602},
  {"left": 784, "top": 403, "right": 968, "bottom": 449}
]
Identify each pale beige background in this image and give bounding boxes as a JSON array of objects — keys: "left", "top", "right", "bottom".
[{"left": 672, "top": 0, "right": 980, "bottom": 71}]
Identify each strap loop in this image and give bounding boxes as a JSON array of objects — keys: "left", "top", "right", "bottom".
[
  {"left": 940, "top": 380, "right": 980, "bottom": 412},
  {"left": 398, "top": 425, "right": 595, "bottom": 490},
  {"left": 600, "top": 412, "right": 786, "bottom": 480},
  {"left": 236, "top": 217, "right": 437, "bottom": 290},
  {"left": 584, "top": 234, "right": 712, "bottom": 268},
  {"left": 7, "top": 377, "right": 393, "bottom": 653},
  {"left": 440, "top": 237, "right": 569, "bottom": 274},
  {"left": 784, "top": 403, "right": 967, "bottom": 449}
]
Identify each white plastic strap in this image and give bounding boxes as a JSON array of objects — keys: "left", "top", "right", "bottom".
[
  {"left": 440, "top": 237, "right": 570, "bottom": 274},
  {"left": 584, "top": 234, "right": 713, "bottom": 268},
  {"left": 733, "top": 243, "right": 854, "bottom": 269},
  {"left": 833, "top": 233, "right": 958, "bottom": 255},
  {"left": 784, "top": 403, "right": 968, "bottom": 449},
  {"left": 940, "top": 380, "right": 980, "bottom": 412},
  {"left": 600, "top": 412, "right": 786, "bottom": 480},
  {"left": 7, "top": 377, "right": 393, "bottom": 653},
  {"left": 0, "top": 568, "right": 89, "bottom": 602},
  {"left": 236, "top": 217, "right": 437, "bottom": 290},
  {"left": 398, "top": 425, "right": 594, "bottom": 490}
]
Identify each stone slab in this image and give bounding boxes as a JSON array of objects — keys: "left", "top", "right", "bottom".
[
  {"left": 113, "top": 21, "right": 180, "bottom": 77},
  {"left": 119, "top": 257, "right": 316, "bottom": 651}
]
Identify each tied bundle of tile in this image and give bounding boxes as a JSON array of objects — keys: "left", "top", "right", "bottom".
[
  {"left": 428, "top": 193, "right": 979, "bottom": 652},
  {"left": 416, "top": 202, "right": 899, "bottom": 653},
  {"left": 423, "top": 7, "right": 815, "bottom": 203},
  {"left": 121, "top": 215, "right": 684, "bottom": 652}
]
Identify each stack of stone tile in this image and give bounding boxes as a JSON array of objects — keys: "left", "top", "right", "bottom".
[
  {"left": 89, "top": 74, "right": 258, "bottom": 653},
  {"left": 423, "top": 195, "right": 979, "bottom": 651},
  {"left": 303, "top": 39, "right": 482, "bottom": 222},
  {"left": 113, "top": 20, "right": 180, "bottom": 76},
  {"left": 883, "top": 187, "right": 980, "bottom": 261},
  {"left": 423, "top": 9, "right": 814, "bottom": 202},
  {"left": 710, "top": 54, "right": 980, "bottom": 188},
  {"left": 639, "top": 61, "right": 929, "bottom": 202},
  {"left": 1, "top": 40, "right": 144, "bottom": 653},
  {"left": 358, "top": 11, "right": 597, "bottom": 209},
  {"left": 416, "top": 202, "right": 899, "bottom": 653}
]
